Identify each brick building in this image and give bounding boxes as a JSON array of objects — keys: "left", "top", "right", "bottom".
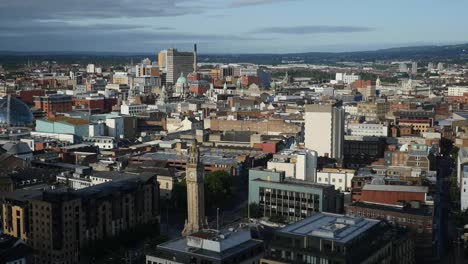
[
  {"left": 34, "top": 94, "right": 73, "bottom": 115},
  {"left": 359, "top": 184, "right": 428, "bottom": 205}
]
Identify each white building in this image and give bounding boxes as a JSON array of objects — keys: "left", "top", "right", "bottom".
[
  {"left": 105, "top": 117, "right": 124, "bottom": 138},
  {"left": 316, "top": 169, "right": 355, "bottom": 191},
  {"left": 166, "top": 116, "right": 202, "bottom": 133},
  {"left": 89, "top": 122, "right": 106, "bottom": 137},
  {"left": 335, "top": 73, "right": 361, "bottom": 84},
  {"left": 120, "top": 103, "right": 148, "bottom": 116},
  {"left": 86, "top": 64, "right": 95, "bottom": 74},
  {"left": 458, "top": 148, "right": 468, "bottom": 211},
  {"left": 83, "top": 136, "right": 117, "bottom": 150},
  {"left": 304, "top": 104, "right": 344, "bottom": 160},
  {"left": 347, "top": 123, "right": 388, "bottom": 137},
  {"left": 344, "top": 104, "right": 358, "bottom": 116},
  {"left": 448, "top": 86, "right": 468, "bottom": 96},
  {"left": 267, "top": 149, "right": 317, "bottom": 181}
]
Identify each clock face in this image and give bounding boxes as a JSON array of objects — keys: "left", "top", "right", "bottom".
[{"left": 189, "top": 172, "right": 196, "bottom": 179}]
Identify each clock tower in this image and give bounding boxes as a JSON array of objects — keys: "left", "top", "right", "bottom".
[{"left": 182, "top": 139, "right": 207, "bottom": 236}]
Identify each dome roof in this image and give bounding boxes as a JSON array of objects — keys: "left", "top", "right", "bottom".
[
  {"left": 176, "top": 73, "right": 187, "bottom": 85},
  {"left": 270, "top": 81, "right": 277, "bottom": 89},
  {"left": 0, "top": 96, "right": 33, "bottom": 127}
]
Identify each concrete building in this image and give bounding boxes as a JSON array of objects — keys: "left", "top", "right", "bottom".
[
  {"left": 345, "top": 202, "right": 434, "bottom": 262},
  {"left": 165, "top": 48, "right": 194, "bottom": 85},
  {"left": 120, "top": 103, "right": 148, "bottom": 116},
  {"left": 262, "top": 213, "right": 413, "bottom": 264},
  {"left": 357, "top": 101, "right": 389, "bottom": 122},
  {"left": 146, "top": 228, "right": 264, "bottom": 264},
  {"left": 267, "top": 149, "right": 317, "bottom": 181},
  {"left": 86, "top": 64, "right": 95, "bottom": 73},
  {"left": 316, "top": 168, "right": 355, "bottom": 192},
  {"left": 36, "top": 116, "right": 90, "bottom": 138},
  {"left": 1, "top": 175, "right": 159, "bottom": 263},
  {"left": 347, "top": 123, "right": 388, "bottom": 137},
  {"left": 248, "top": 168, "right": 336, "bottom": 222},
  {"left": 83, "top": 136, "right": 117, "bottom": 150},
  {"left": 335, "top": 73, "right": 361, "bottom": 84},
  {"left": 448, "top": 86, "right": 468, "bottom": 97},
  {"left": 158, "top": 50, "right": 167, "bottom": 72},
  {"left": 305, "top": 104, "right": 344, "bottom": 161}
]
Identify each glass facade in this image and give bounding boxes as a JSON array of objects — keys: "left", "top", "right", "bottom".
[{"left": 0, "top": 96, "right": 33, "bottom": 127}]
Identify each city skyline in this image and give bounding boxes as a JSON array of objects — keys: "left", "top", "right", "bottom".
[{"left": 1, "top": 0, "right": 468, "bottom": 53}]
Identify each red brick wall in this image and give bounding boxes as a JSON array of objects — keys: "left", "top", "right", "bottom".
[
  {"left": 360, "top": 190, "right": 425, "bottom": 205},
  {"left": 19, "top": 90, "right": 46, "bottom": 105}
]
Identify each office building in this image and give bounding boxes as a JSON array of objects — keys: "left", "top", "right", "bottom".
[
  {"left": 399, "top": 63, "right": 408, "bottom": 73},
  {"left": 165, "top": 48, "right": 194, "bottom": 85},
  {"left": 248, "top": 168, "right": 336, "bottom": 222},
  {"left": 267, "top": 149, "right": 317, "bottom": 181},
  {"left": 316, "top": 168, "right": 355, "bottom": 192},
  {"left": 411, "top": 61, "right": 418, "bottom": 75},
  {"left": 345, "top": 201, "right": 434, "bottom": 262},
  {"left": 158, "top": 49, "right": 167, "bottom": 72},
  {"left": 347, "top": 123, "right": 388, "bottom": 137},
  {"left": 261, "top": 213, "right": 413, "bottom": 264},
  {"left": 86, "top": 64, "right": 95, "bottom": 74},
  {"left": 335, "top": 73, "right": 361, "bottom": 84},
  {"left": 1, "top": 175, "right": 159, "bottom": 263},
  {"left": 34, "top": 94, "right": 73, "bottom": 115},
  {"left": 146, "top": 228, "right": 264, "bottom": 264},
  {"left": 304, "top": 104, "right": 345, "bottom": 161}
]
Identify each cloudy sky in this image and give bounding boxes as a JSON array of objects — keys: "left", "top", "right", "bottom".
[{"left": 0, "top": 0, "right": 467, "bottom": 53}]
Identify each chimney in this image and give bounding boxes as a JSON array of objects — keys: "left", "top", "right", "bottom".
[{"left": 193, "top": 43, "right": 198, "bottom": 73}]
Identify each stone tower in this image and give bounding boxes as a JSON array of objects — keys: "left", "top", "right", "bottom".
[{"left": 182, "top": 139, "right": 207, "bottom": 236}]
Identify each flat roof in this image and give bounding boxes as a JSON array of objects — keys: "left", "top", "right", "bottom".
[
  {"left": 346, "top": 202, "right": 432, "bottom": 217},
  {"left": 138, "top": 151, "right": 237, "bottom": 165},
  {"left": 362, "top": 184, "right": 428, "bottom": 193},
  {"left": 278, "top": 212, "right": 380, "bottom": 244},
  {"left": 155, "top": 230, "right": 262, "bottom": 260}
]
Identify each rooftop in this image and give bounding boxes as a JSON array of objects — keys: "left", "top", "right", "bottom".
[
  {"left": 278, "top": 212, "right": 380, "bottom": 244},
  {"left": 44, "top": 116, "right": 90, "bottom": 126},
  {"left": 362, "top": 184, "right": 428, "bottom": 193},
  {"left": 154, "top": 228, "right": 263, "bottom": 260},
  {"left": 347, "top": 201, "right": 433, "bottom": 217}
]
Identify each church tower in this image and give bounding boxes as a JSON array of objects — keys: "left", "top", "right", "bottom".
[{"left": 182, "top": 139, "right": 207, "bottom": 236}]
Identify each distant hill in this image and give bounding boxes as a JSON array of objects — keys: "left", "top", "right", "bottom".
[{"left": 1, "top": 43, "right": 468, "bottom": 66}]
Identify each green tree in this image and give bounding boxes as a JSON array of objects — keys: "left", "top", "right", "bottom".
[
  {"left": 205, "top": 170, "right": 234, "bottom": 208},
  {"left": 171, "top": 180, "right": 187, "bottom": 208}
]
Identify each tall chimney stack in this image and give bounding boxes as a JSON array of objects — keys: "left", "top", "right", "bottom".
[{"left": 193, "top": 43, "right": 197, "bottom": 73}]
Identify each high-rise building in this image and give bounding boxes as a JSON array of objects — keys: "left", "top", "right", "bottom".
[
  {"left": 399, "top": 63, "right": 408, "bottom": 73},
  {"left": 157, "top": 50, "right": 167, "bottom": 72},
  {"left": 165, "top": 48, "right": 194, "bottom": 85},
  {"left": 427, "top": 62, "right": 434, "bottom": 71},
  {"left": 86, "top": 64, "right": 95, "bottom": 73},
  {"left": 437, "top": 62, "right": 444, "bottom": 71},
  {"left": 304, "top": 104, "right": 345, "bottom": 161},
  {"left": 412, "top": 61, "right": 418, "bottom": 75},
  {"left": 182, "top": 139, "right": 207, "bottom": 236}
]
